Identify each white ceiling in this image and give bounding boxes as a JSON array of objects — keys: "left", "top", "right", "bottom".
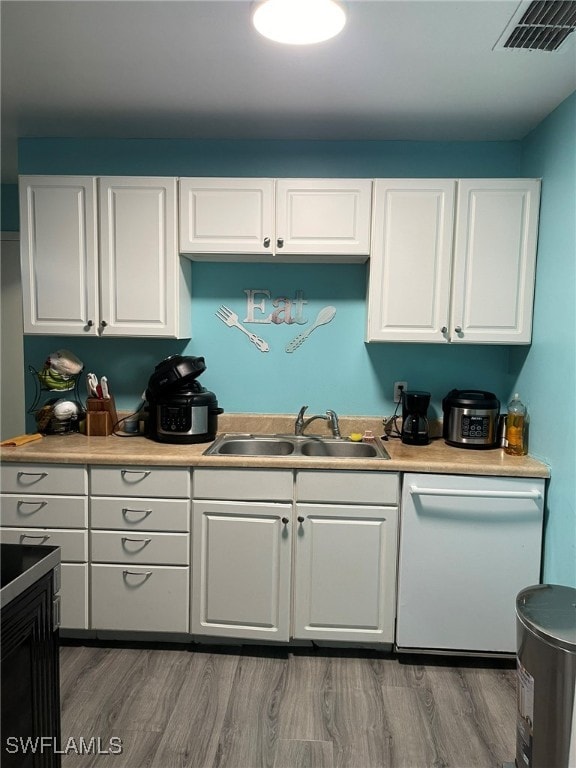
[{"left": 2, "top": 0, "right": 575, "bottom": 184}]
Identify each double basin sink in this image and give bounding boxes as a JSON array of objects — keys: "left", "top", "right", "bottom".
[{"left": 204, "top": 434, "right": 390, "bottom": 460}]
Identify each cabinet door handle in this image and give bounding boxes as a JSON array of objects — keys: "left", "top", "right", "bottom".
[
  {"left": 441, "top": 326, "right": 447, "bottom": 334},
  {"left": 277, "top": 237, "right": 284, "bottom": 248},
  {"left": 263, "top": 237, "right": 271, "bottom": 248},
  {"left": 86, "top": 320, "right": 94, "bottom": 328},
  {"left": 100, "top": 320, "right": 108, "bottom": 328},
  {"left": 454, "top": 326, "right": 462, "bottom": 333},
  {"left": 297, "top": 516, "right": 305, "bottom": 523},
  {"left": 281, "top": 517, "right": 289, "bottom": 525},
  {"left": 20, "top": 533, "right": 50, "bottom": 543}
]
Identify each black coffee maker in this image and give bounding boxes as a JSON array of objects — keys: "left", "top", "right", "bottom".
[{"left": 401, "top": 391, "right": 431, "bottom": 445}]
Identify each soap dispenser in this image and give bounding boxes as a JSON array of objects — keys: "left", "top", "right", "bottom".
[{"left": 505, "top": 393, "right": 528, "bottom": 456}]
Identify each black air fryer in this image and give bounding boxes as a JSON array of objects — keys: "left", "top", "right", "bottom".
[{"left": 146, "top": 355, "right": 223, "bottom": 444}]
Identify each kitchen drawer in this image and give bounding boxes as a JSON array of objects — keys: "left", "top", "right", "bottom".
[
  {"left": 91, "top": 530, "right": 190, "bottom": 565},
  {"left": 90, "top": 466, "right": 190, "bottom": 498},
  {"left": 193, "top": 468, "right": 293, "bottom": 501},
  {"left": 0, "top": 463, "right": 87, "bottom": 495},
  {"left": 0, "top": 527, "right": 88, "bottom": 562},
  {"left": 296, "top": 471, "right": 399, "bottom": 505},
  {"left": 90, "top": 497, "right": 189, "bottom": 532},
  {"left": 60, "top": 563, "right": 89, "bottom": 630},
  {"left": 91, "top": 564, "right": 189, "bottom": 633},
  {"left": 0, "top": 494, "right": 88, "bottom": 528}
]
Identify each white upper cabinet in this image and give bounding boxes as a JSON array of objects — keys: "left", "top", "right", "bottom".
[
  {"left": 19, "top": 175, "right": 192, "bottom": 338},
  {"left": 19, "top": 176, "right": 99, "bottom": 335},
  {"left": 179, "top": 178, "right": 275, "bottom": 255},
  {"left": 366, "top": 180, "right": 456, "bottom": 343},
  {"left": 179, "top": 178, "right": 372, "bottom": 261},
  {"left": 450, "top": 179, "right": 540, "bottom": 344},
  {"left": 275, "top": 179, "right": 372, "bottom": 257},
  {"left": 366, "top": 178, "right": 541, "bottom": 344}
]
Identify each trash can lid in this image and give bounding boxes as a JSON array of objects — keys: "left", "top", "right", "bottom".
[{"left": 516, "top": 584, "right": 576, "bottom": 653}]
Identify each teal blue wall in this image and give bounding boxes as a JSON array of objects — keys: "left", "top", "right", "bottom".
[
  {"left": 518, "top": 92, "right": 576, "bottom": 587},
  {"left": 19, "top": 137, "right": 522, "bottom": 425},
  {"left": 1, "top": 184, "right": 19, "bottom": 231}
]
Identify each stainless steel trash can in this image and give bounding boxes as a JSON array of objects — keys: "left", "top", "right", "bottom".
[{"left": 516, "top": 584, "right": 576, "bottom": 768}]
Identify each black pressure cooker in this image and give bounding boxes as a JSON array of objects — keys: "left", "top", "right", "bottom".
[{"left": 146, "top": 355, "right": 223, "bottom": 444}]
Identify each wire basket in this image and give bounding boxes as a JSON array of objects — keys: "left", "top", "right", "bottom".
[{"left": 28, "top": 365, "right": 84, "bottom": 435}]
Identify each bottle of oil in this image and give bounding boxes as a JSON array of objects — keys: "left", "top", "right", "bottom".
[{"left": 505, "top": 393, "right": 528, "bottom": 456}]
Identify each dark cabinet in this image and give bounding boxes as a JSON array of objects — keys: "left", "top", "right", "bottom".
[{"left": 1, "top": 558, "right": 61, "bottom": 768}]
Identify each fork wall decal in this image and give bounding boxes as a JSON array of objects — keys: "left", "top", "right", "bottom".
[{"left": 216, "top": 305, "right": 270, "bottom": 352}]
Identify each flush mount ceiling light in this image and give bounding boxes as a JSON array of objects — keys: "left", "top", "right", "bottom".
[{"left": 252, "top": 0, "right": 347, "bottom": 45}]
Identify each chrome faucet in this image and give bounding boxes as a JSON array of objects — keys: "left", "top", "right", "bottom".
[{"left": 295, "top": 405, "right": 341, "bottom": 438}]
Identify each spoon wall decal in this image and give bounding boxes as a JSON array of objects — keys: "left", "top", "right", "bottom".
[{"left": 285, "top": 305, "right": 337, "bottom": 353}]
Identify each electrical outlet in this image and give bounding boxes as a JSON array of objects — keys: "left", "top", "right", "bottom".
[{"left": 394, "top": 381, "right": 408, "bottom": 403}]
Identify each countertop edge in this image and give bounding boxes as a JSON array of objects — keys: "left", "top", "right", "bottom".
[
  {"left": 0, "top": 545, "right": 61, "bottom": 608},
  {"left": 0, "top": 434, "right": 551, "bottom": 478}
]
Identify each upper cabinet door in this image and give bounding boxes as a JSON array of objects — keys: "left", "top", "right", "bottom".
[
  {"left": 450, "top": 179, "right": 541, "bottom": 344},
  {"left": 275, "top": 179, "right": 372, "bottom": 257},
  {"left": 98, "top": 177, "right": 187, "bottom": 337},
  {"left": 19, "top": 176, "right": 98, "bottom": 335},
  {"left": 179, "top": 178, "right": 274, "bottom": 255},
  {"left": 366, "top": 180, "right": 456, "bottom": 342}
]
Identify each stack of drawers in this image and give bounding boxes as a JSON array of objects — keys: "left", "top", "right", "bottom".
[
  {"left": 90, "top": 466, "right": 190, "bottom": 633},
  {"left": 0, "top": 463, "right": 89, "bottom": 629}
]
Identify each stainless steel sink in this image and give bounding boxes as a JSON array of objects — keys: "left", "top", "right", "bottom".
[
  {"left": 204, "top": 434, "right": 390, "bottom": 459},
  {"left": 213, "top": 437, "right": 295, "bottom": 456},
  {"left": 299, "top": 438, "right": 382, "bottom": 458}
]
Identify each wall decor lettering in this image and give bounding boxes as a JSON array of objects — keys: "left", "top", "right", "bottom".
[{"left": 244, "top": 290, "right": 308, "bottom": 325}]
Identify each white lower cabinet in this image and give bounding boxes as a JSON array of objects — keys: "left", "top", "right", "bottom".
[
  {"left": 89, "top": 466, "right": 191, "bottom": 633},
  {"left": 0, "top": 463, "right": 89, "bottom": 629},
  {"left": 293, "top": 504, "right": 398, "bottom": 643},
  {"left": 191, "top": 500, "right": 292, "bottom": 641},
  {"left": 191, "top": 468, "right": 293, "bottom": 641},
  {"left": 191, "top": 468, "right": 399, "bottom": 645},
  {"left": 294, "top": 471, "right": 399, "bottom": 644}
]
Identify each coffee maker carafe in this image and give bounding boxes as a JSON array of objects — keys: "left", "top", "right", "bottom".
[{"left": 401, "top": 391, "right": 431, "bottom": 445}]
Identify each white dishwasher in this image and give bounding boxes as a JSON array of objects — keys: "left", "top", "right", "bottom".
[{"left": 396, "top": 472, "right": 545, "bottom": 655}]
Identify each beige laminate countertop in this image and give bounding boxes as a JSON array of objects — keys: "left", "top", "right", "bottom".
[{"left": 0, "top": 426, "right": 550, "bottom": 478}]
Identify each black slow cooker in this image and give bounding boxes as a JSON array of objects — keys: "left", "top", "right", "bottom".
[{"left": 146, "top": 355, "right": 223, "bottom": 444}]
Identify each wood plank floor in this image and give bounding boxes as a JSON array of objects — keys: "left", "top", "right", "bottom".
[{"left": 59, "top": 642, "right": 517, "bottom": 768}]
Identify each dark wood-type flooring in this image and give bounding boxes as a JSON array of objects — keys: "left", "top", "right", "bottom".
[{"left": 59, "top": 642, "right": 517, "bottom": 768}]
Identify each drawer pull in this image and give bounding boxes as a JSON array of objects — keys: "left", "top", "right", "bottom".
[
  {"left": 122, "top": 570, "right": 153, "bottom": 582},
  {"left": 122, "top": 507, "right": 153, "bottom": 520},
  {"left": 121, "top": 536, "right": 151, "bottom": 550},
  {"left": 17, "top": 500, "right": 48, "bottom": 515},
  {"left": 120, "top": 469, "right": 151, "bottom": 482},
  {"left": 17, "top": 471, "right": 48, "bottom": 483},
  {"left": 20, "top": 533, "right": 50, "bottom": 543}
]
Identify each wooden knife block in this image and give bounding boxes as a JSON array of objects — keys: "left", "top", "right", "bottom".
[{"left": 86, "top": 396, "right": 118, "bottom": 437}]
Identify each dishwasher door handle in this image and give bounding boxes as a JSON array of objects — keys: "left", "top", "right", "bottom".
[{"left": 409, "top": 485, "right": 542, "bottom": 500}]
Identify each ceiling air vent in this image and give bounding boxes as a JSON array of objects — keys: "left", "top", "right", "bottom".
[{"left": 495, "top": 0, "right": 576, "bottom": 52}]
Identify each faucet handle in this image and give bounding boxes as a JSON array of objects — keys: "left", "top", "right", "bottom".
[
  {"left": 325, "top": 409, "right": 341, "bottom": 438},
  {"left": 295, "top": 405, "right": 308, "bottom": 435}
]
